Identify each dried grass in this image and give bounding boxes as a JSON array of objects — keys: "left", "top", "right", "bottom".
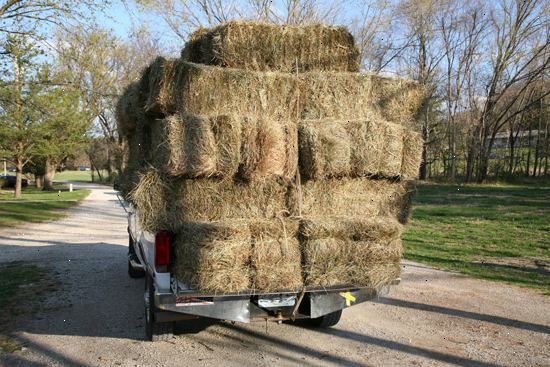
[
  {"left": 120, "top": 115, "right": 153, "bottom": 200},
  {"left": 238, "top": 117, "right": 297, "bottom": 181},
  {"left": 148, "top": 61, "right": 302, "bottom": 120},
  {"left": 150, "top": 113, "right": 297, "bottom": 181},
  {"left": 150, "top": 114, "right": 240, "bottom": 178},
  {"left": 142, "top": 57, "right": 183, "bottom": 117},
  {"left": 299, "top": 72, "right": 422, "bottom": 125},
  {"left": 170, "top": 178, "right": 289, "bottom": 223},
  {"left": 116, "top": 82, "right": 142, "bottom": 137},
  {"left": 182, "top": 21, "right": 360, "bottom": 73},
  {"left": 301, "top": 232, "right": 402, "bottom": 288},
  {"left": 401, "top": 130, "right": 424, "bottom": 179},
  {"left": 130, "top": 171, "right": 291, "bottom": 232},
  {"left": 299, "top": 216, "right": 402, "bottom": 242},
  {"left": 299, "top": 119, "right": 405, "bottom": 179},
  {"left": 299, "top": 216, "right": 403, "bottom": 288},
  {"left": 142, "top": 59, "right": 423, "bottom": 128},
  {"left": 129, "top": 170, "right": 173, "bottom": 233},
  {"left": 288, "top": 177, "right": 415, "bottom": 223},
  {"left": 250, "top": 219, "right": 302, "bottom": 292},
  {"left": 299, "top": 120, "right": 351, "bottom": 180},
  {"left": 173, "top": 221, "right": 251, "bottom": 293}
]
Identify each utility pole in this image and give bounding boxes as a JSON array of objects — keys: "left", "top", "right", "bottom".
[{"left": 3, "top": 159, "right": 6, "bottom": 176}]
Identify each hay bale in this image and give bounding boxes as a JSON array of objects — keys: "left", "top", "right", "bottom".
[
  {"left": 150, "top": 114, "right": 240, "bottom": 178},
  {"left": 142, "top": 57, "right": 183, "bottom": 117},
  {"left": 150, "top": 113, "right": 296, "bottom": 181},
  {"left": 299, "top": 120, "right": 351, "bottom": 180},
  {"left": 129, "top": 170, "right": 173, "bottom": 233},
  {"left": 173, "top": 221, "right": 251, "bottom": 293},
  {"left": 375, "top": 77, "right": 426, "bottom": 124},
  {"left": 238, "top": 117, "right": 297, "bottom": 181},
  {"left": 250, "top": 219, "right": 302, "bottom": 292},
  {"left": 139, "top": 60, "right": 422, "bottom": 127},
  {"left": 115, "top": 82, "right": 142, "bottom": 137},
  {"left": 288, "top": 177, "right": 414, "bottom": 222},
  {"left": 120, "top": 115, "right": 153, "bottom": 200},
  {"left": 130, "top": 173, "right": 290, "bottom": 232},
  {"left": 300, "top": 216, "right": 402, "bottom": 288},
  {"left": 171, "top": 178, "right": 289, "bottom": 223},
  {"left": 299, "top": 119, "right": 404, "bottom": 179},
  {"left": 299, "top": 72, "right": 422, "bottom": 125},
  {"left": 182, "top": 21, "right": 360, "bottom": 73},
  {"left": 177, "top": 61, "right": 302, "bottom": 119},
  {"left": 401, "top": 130, "right": 423, "bottom": 179},
  {"left": 393, "top": 180, "right": 417, "bottom": 224},
  {"left": 299, "top": 216, "right": 402, "bottom": 242},
  {"left": 301, "top": 238, "right": 402, "bottom": 288},
  {"left": 347, "top": 119, "right": 404, "bottom": 178}
]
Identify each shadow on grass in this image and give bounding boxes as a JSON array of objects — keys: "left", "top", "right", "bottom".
[
  {"left": 405, "top": 254, "right": 550, "bottom": 293},
  {"left": 414, "top": 184, "right": 550, "bottom": 210}
]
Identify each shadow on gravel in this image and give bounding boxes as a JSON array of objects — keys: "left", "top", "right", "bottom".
[
  {"left": 0, "top": 242, "right": 143, "bottom": 341},
  {"left": 377, "top": 298, "right": 550, "bottom": 335},
  {"left": 305, "top": 326, "right": 505, "bottom": 367},
  {"left": 218, "top": 322, "right": 369, "bottom": 367},
  {"left": 4, "top": 334, "right": 92, "bottom": 367}
]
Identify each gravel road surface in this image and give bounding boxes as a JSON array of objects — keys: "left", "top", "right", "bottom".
[{"left": 0, "top": 184, "right": 548, "bottom": 367}]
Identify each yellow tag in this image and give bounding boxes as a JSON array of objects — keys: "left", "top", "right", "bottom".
[{"left": 339, "top": 291, "right": 356, "bottom": 307}]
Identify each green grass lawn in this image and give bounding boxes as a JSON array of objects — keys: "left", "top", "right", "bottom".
[
  {"left": 55, "top": 169, "right": 109, "bottom": 182},
  {"left": 0, "top": 184, "right": 90, "bottom": 227},
  {"left": 404, "top": 182, "right": 550, "bottom": 293}
]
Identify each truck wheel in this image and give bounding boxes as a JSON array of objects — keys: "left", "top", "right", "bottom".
[
  {"left": 308, "top": 310, "right": 342, "bottom": 328},
  {"left": 128, "top": 233, "right": 145, "bottom": 278},
  {"left": 145, "top": 274, "right": 173, "bottom": 342}
]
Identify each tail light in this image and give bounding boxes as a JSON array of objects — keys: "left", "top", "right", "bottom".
[{"left": 155, "top": 231, "right": 171, "bottom": 272}]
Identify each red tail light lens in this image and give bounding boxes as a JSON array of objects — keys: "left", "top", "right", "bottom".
[{"left": 155, "top": 231, "right": 171, "bottom": 272}]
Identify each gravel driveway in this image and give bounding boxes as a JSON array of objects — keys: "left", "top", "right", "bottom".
[{"left": 0, "top": 184, "right": 548, "bottom": 367}]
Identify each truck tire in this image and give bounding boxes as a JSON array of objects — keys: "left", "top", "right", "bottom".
[
  {"left": 308, "top": 310, "right": 342, "bottom": 328},
  {"left": 145, "top": 274, "right": 174, "bottom": 342},
  {"left": 128, "top": 232, "right": 145, "bottom": 278}
]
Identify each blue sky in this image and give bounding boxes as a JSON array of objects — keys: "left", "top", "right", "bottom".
[{"left": 97, "top": 1, "right": 177, "bottom": 41}]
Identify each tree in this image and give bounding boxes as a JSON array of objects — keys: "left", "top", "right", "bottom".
[
  {"left": 55, "top": 25, "right": 164, "bottom": 179},
  {"left": 0, "top": 35, "right": 43, "bottom": 198},
  {"left": 471, "top": 0, "right": 550, "bottom": 182},
  {"left": 438, "top": 0, "right": 487, "bottom": 180},
  {"left": 394, "top": 0, "right": 446, "bottom": 180},
  {"left": 33, "top": 68, "right": 91, "bottom": 190}
]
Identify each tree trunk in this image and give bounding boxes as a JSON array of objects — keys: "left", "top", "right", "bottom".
[
  {"left": 533, "top": 98, "right": 543, "bottom": 177},
  {"left": 477, "top": 152, "right": 489, "bottom": 183},
  {"left": 525, "top": 127, "right": 532, "bottom": 176},
  {"left": 545, "top": 119, "right": 549, "bottom": 176},
  {"left": 43, "top": 158, "right": 56, "bottom": 191},
  {"left": 466, "top": 144, "right": 476, "bottom": 182},
  {"left": 419, "top": 113, "right": 430, "bottom": 180},
  {"left": 35, "top": 175, "right": 43, "bottom": 188},
  {"left": 14, "top": 156, "right": 22, "bottom": 199},
  {"left": 508, "top": 128, "right": 515, "bottom": 175}
]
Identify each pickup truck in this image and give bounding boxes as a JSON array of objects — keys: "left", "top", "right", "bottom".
[{"left": 125, "top": 203, "right": 394, "bottom": 341}]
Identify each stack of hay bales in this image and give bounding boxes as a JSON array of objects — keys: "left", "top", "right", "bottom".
[{"left": 116, "top": 21, "right": 424, "bottom": 294}]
